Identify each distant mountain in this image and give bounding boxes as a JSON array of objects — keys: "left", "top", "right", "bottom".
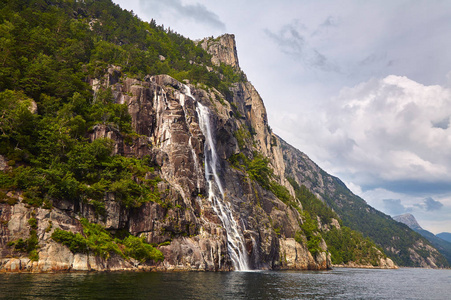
[
  {"left": 394, "top": 214, "right": 451, "bottom": 265},
  {"left": 393, "top": 214, "right": 422, "bottom": 231},
  {"left": 437, "top": 233, "right": 451, "bottom": 243}
]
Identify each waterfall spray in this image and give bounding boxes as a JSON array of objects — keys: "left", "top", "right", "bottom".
[
  {"left": 181, "top": 84, "right": 249, "bottom": 271},
  {"left": 196, "top": 102, "right": 250, "bottom": 271}
]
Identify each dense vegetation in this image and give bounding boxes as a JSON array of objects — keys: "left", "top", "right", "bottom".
[
  {"left": 323, "top": 227, "right": 385, "bottom": 266},
  {"left": 51, "top": 218, "right": 164, "bottom": 262},
  {"left": 0, "top": 0, "right": 243, "bottom": 96},
  {"left": 319, "top": 175, "right": 449, "bottom": 267},
  {"left": 287, "top": 178, "right": 385, "bottom": 264}
]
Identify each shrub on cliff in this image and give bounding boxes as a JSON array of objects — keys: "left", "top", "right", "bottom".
[
  {"left": 229, "top": 151, "right": 293, "bottom": 206},
  {"left": 51, "top": 218, "right": 164, "bottom": 263},
  {"left": 122, "top": 235, "right": 164, "bottom": 263},
  {"left": 51, "top": 228, "right": 89, "bottom": 254}
]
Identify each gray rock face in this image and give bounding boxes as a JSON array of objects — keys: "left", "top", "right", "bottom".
[
  {"left": 199, "top": 34, "right": 240, "bottom": 68},
  {"left": 0, "top": 155, "right": 7, "bottom": 171},
  {"left": 393, "top": 213, "right": 422, "bottom": 230}
]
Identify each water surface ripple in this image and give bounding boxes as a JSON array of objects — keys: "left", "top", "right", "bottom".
[{"left": 0, "top": 268, "right": 450, "bottom": 299}]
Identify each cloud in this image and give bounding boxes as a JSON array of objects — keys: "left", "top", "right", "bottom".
[
  {"left": 358, "top": 53, "right": 387, "bottom": 66},
  {"left": 424, "top": 197, "right": 444, "bottom": 211},
  {"left": 319, "top": 16, "right": 338, "bottom": 28},
  {"left": 316, "top": 75, "right": 451, "bottom": 194},
  {"left": 265, "top": 20, "right": 340, "bottom": 72},
  {"left": 415, "top": 197, "right": 444, "bottom": 211},
  {"left": 432, "top": 117, "right": 450, "bottom": 130},
  {"left": 264, "top": 22, "right": 306, "bottom": 56},
  {"left": 383, "top": 199, "right": 409, "bottom": 215},
  {"left": 368, "top": 180, "right": 451, "bottom": 196},
  {"left": 311, "top": 15, "right": 339, "bottom": 37},
  {"left": 138, "top": 0, "right": 225, "bottom": 30}
]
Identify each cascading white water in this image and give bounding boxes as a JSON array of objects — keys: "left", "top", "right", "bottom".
[
  {"left": 196, "top": 102, "right": 250, "bottom": 271},
  {"left": 180, "top": 84, "right": 249, "bottom": 270}
]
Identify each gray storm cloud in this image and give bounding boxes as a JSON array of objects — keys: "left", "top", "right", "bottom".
[
  {"left": 264, "top": 20, "right": 340, "bottom": 72},
  {"left": 383, "top": 199, "right": 409, "bottom": 215},
  {"left": 139, "top": 0, "right": 225, "bottom": 30},
  {"left": 416, "top": 197, "right": 444, "bottom": 211}
]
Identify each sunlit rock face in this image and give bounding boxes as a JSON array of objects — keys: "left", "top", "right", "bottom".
[{"left": 199, "top": 34, "right": 240, "bottom": 69}]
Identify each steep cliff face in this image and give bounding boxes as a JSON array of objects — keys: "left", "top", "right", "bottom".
[
  {"left": 0, "top": 51, "right": 331, "bottom": 272},
  {"left": 101, "top": 68, "right": 330, "bottom": 270},
  {"left": 199, "top": 34, "right": 240, "bottom": 69}
]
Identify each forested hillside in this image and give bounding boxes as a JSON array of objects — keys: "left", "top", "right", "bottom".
[{"left": 0, "top": 0, "right": 242, "bottom": 211}]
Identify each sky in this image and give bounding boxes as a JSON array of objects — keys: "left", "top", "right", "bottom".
[{"left": 112, "top": 0, "right": 451, "bottom": 234}]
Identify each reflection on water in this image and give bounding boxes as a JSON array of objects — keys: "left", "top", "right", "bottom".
[{"left": 0, "top": 268, "right": 450, "bottom": 299}]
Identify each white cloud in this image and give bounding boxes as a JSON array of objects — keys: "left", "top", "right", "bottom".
[{"left": 321, "top": 75, "right": 451, "bottom": 186}]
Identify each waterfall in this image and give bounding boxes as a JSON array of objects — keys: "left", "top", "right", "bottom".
[
  {"left": 196, "top": 102, "right": 250, "bottom": 271},
  {"left": 180, "top": 84, "right": 249, "bottom": 270}
]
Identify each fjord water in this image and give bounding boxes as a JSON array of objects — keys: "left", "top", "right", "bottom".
[{"left": 1, "top": 268, "right": 449, "bottom": 299}]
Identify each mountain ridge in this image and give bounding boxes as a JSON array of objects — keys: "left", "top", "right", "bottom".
[
  {"left": 437, "top": 232, "right": 451, "bottom": 243},
  {"left": 394, "top": 214, "right": 451, "bottom": 265},
  {"left": 393, "top": 213, "right": 422, "bottom": 231}
]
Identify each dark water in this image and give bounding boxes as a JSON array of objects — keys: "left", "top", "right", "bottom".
[{"left": 0, "top": 268, "right": 450, "bottom": 299}]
